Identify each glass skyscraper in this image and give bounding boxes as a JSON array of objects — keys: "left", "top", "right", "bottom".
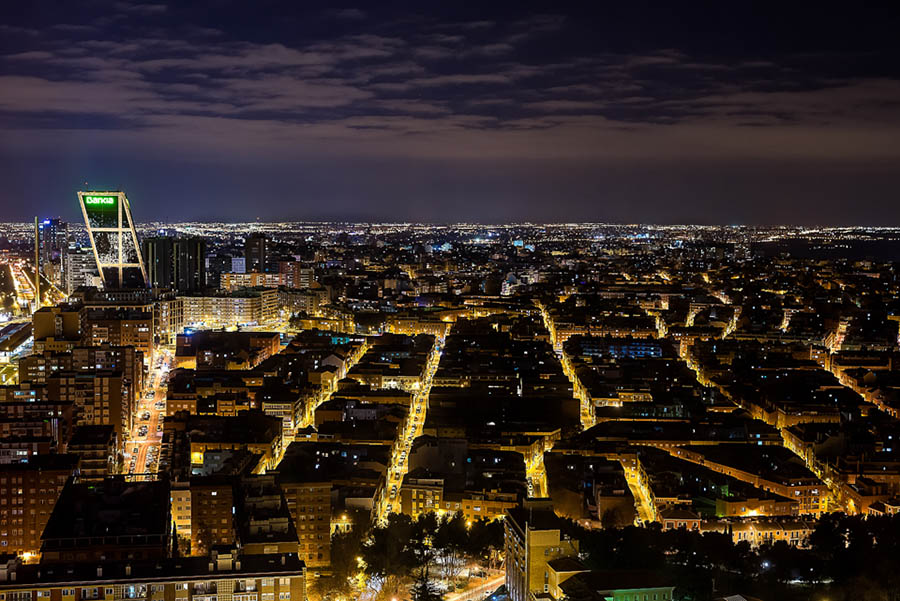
[{"left": 77, "top": 190, "right": 148, "bottom": 288}]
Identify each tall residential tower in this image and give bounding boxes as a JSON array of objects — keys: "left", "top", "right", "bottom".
[
  {"left": 143, "top": 236, "right": 207, "bottom": 293},
  {"left": 245, "top": 232, "right": 268, "bottom": 272}
]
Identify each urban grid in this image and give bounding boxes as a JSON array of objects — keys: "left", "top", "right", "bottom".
[
  {"left": 0, "top": 207, "right": 898, "bottom": 600},
  {"left": 3, "top": 2, "right": 900, "bottom": 601}
]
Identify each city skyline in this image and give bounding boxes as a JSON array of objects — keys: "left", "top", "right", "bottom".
[
  {"left": 2, "top": 1, "right": 900, "bottom": 223},
  {"left": 14, "top": 214, "right": 900, "bottom": 234},
  {"left": 0, "top": 210, "right": 899, "bottom": 598},
  {"left": 5, "top": 3, "right": 900, "bottom": 599}
]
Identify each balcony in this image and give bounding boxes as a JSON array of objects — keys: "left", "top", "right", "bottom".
[
  {"left": 234, "top": 581, "right": 259, "bottom": 593},
  {"left": 191, "top": 583, "right": 218, "bottom": 596},
  {"left": 122, "top": 586, "right": 147, "bottom": 600}
]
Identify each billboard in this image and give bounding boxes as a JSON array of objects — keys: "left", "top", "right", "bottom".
[{"left": 83, "top": 194, "right": 119, "bottom": 229}]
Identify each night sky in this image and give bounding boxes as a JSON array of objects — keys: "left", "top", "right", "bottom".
[{"left": 2, "top": 1, "right": 900, "bottom": 224}]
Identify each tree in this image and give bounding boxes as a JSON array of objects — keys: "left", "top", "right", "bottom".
[
  {"left": 363, "top": 513, "right": 418, "bottom": 600},
  {"left": 176, "top": 534, "right": 191, "bottom": 557},
  {"left": 193, "top": 520, "right": 214, "bottom": 557},
  {"left": 327, "top": 528, "right": 364, "bottom": 599},
  {"left": 600, "top": 507, "right": 623, "bottom": 530},
  {"left": 409, "top": 512, "right": 439, "bottom": 568},
  {"left": 171, "top": 521, "right": 179, "bottom": 558},
  {"left": 308, "top": 576, "right": 343, "bottom": 601},
  {"left": 466, "top": 518, "right": 504, "bottom": 571},
  {"left": 409, "top": 565, "right": 443, "bottom": 601},
  {"left": 433, "top": 512, "right": 468, "bottom": 581}
]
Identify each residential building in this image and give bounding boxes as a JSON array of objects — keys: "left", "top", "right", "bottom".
[
  {"left": 0, "top": 551, "right": 306, "bottom": 601},
  {"left": 180, "top": 288, "right": 279, "bottom": 329},
  {"left": 0, "top": 454, "right": 79, "bottom": 557},
  {"left": 40, "top": 477, "right": 171, "bottom": 563},
  {"left": 67, "top": 425, "right": 117, "bottom": 478},
  {"left": 505, "top": 501, "right": 580, "bottom": 601},
  {"left": 46, "top": 371, "right": 130, "bottom": 452},
  {"left": 245, "top": 233, "right": 267, "bottom": 273},
  {"left": 81, "top": 307, "right": 155, "bottom": 362}
]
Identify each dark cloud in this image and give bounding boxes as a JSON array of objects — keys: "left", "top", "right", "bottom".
[
  {"left": 1, "top": 0, "right": 900, "bottom": 223},
  {"left": 113, "top": 2, "right": 168, "bottom": 15},
  {"left": 332, "top": 8, "right": 366, "bottom": 20}
]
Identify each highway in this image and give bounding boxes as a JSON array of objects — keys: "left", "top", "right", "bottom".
[
  {"left": 10, "top": 260, "right": 67, "bottom": 310},
  {"left": 0, "top": 264, "right": 20, "bottom": 317},
  {"left": 375, "top": 326, "right": 448, "bottom": 523},
  {"left": 9, "top": 261, "right": 36, "bottom": 309},
  {"left": 126, "top": 349, "right": 172, "bottom": 480}
]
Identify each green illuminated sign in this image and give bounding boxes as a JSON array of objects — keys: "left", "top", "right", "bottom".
[{"left": 84, "top": 195, "right": 117, "bottom": 206}]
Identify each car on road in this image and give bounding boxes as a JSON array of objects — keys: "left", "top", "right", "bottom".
[
  {"left": 141, "top": 411, "right": 151, "bottom": 420},
  {"left": 132, "top": 446, "right": 139, "bottom": 454}
]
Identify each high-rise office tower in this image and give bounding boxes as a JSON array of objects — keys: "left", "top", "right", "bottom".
[
  {"left": 142, "top": 236, "right": 174, "bottom": 290},
  {"left": 38, "top": 218, "right": 68, "bottom": 285},
  {"left": 142, "top": 236, "right": 206, "bottom": 293},
  {"left": 205, "top": 254, "right": 231, "bottom": 289},
  {"left": 77, "top": 191, "right": 147, "bottom": 288},
  {"left": 64, "top": 246, "right": 99, "bottom": 294},
  {"left": 245, "top": 232, "right": 267, "bottom": 272},
  {"left": 173, "top": 237, "right": 206, "bottom": 292}
]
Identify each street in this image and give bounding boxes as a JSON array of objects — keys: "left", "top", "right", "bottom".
[
  {"left": 126, "top": 349, "right": 172, "bottom": 480},
  {"left": 375, "top": 327, "right": 448, "bottom": 522},
  {"left": 444, "top": 573, "right": 505, "bottom": 601}
]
